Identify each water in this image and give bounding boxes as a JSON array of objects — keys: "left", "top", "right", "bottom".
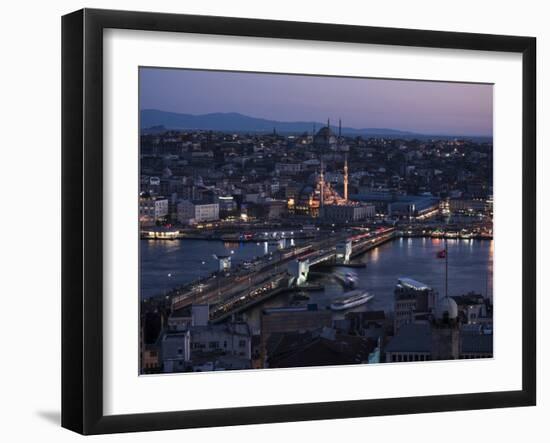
[
  {"left": 354, "top": 236, "right": 493, "bottom": 309},
  {"left": 141, "top": 237, "right": 493, "bottom": 332},
  {"left": 140, "top": 238, "right": 294, "bottom": 298}
]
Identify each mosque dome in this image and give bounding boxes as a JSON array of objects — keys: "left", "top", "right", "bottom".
[
  {"left": 316, "top": 126, "right": 333, "bottom": 139},
  {"left": 435, "top": 296, "right": 458, "bottom": 321},
  {"left": 313, "top": 126, "right": 338, "bottom": 148}
]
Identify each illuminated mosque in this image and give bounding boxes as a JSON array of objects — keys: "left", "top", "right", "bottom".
[{"left": 291, "top": 119, "right": 372, "bottom": 221}]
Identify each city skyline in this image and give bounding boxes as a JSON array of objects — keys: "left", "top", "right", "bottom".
[
  {"left": 140, "top": 67, "right": 494, "bottom": 137},
  {"left": 139, "top": 67, "right": 493, "bottom": 375}
]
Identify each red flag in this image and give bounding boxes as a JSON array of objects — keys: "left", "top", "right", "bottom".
[{"left": 437, "top": 249, "right": 446, "bottom": 259}]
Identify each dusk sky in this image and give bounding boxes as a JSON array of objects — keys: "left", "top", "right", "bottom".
[{"left": 140, "top": 67, "right": 493, "bottom": 137}]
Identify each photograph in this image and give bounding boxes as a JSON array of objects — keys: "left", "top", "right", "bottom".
[{"left": 138, "top": 68, "right": 494, "bottom": 375}]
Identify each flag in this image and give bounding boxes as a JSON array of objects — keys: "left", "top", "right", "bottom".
[{"left": 437, "top": 249, "right": 446, "bottom": 259}]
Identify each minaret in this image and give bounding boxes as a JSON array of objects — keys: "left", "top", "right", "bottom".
[
  {"left": 344, "top": 154, "right": 349, "bottom": 202},
  {"left": 320, "top": 161, "right": 325, "bottom": 209},
  {"left": 338, "top": 118, "right": 342, "bottom": 152}
]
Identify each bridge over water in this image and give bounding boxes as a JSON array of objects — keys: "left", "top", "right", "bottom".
[{"left": 167, "top": 227, "right": 396, "bottom": 321}]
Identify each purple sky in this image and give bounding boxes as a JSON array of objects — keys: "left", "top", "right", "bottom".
[{"left": 139, "top": 67, "right": 493, "bottom": 136}]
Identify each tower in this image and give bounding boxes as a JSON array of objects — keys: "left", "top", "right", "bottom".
[
  {"left": 319, "top": 161, "right": 325, "bottom": 209},
  {"left": 338, "top": 118, "right": 342, "bottom": 152},
  {"left": 344, "top": 154, "right": 349, "bottom": 202},
  {"left": 431, "top": 296, "right": 460, "bottom": 360}
]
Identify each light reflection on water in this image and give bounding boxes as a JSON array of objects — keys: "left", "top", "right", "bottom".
[
  {"left": 141, "top": 238, "right": 493, "bottom": 331},
  {"left": 140, "top": 238, "right": 291, "bottom": 299}
]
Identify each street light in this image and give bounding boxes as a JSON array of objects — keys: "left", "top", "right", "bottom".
[{"left": 165, "top": 272, "right": 173, "bottom": 299}]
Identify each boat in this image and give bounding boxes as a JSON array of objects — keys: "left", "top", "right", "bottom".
[
  {"left": 330, "top": 290, "right": 374, "bottom": 311},
  {"left": 333, "top": 271, "right": 359, "bottom": 289}
]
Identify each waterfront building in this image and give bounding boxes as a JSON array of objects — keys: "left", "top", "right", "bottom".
[
  {"left": 265, "top": 200, "right": 288, "bottom": 220},
  {"left": 176, "top": 200, "right": 219, "bottom": 225},
  {"left": 139, "top": 194, "right": 169, "bottom": 227},
  {"left": 216, "top": 195, "right": 238, "bottom": 214},
  {"left": 388, "top": 196, "right": 440, "bottom": 219},
  {"left": 449, "top": 198, "right": 489, "bottom": 215},
  {"left": 393, "top": 278, "right": 437, "bottom": 333},
  {"left": 321, "top": 202, "right": 375, "bottom": 222}
]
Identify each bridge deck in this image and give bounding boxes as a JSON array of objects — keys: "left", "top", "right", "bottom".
[{"left": 168, "top": 228, "right": 396, "bottom": 316}]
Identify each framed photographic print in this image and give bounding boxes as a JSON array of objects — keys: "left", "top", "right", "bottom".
[{"left": 62, "top": 8, "right": 536, "bottom": 435}]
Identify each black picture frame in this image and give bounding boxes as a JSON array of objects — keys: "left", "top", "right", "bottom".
[{"left": 62, "top": 8, "right": 536, "bottom": 435}]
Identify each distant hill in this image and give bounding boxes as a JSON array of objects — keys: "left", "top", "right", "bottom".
[{"left": 140, "top": 109, "right": 419, "bottom": 137}]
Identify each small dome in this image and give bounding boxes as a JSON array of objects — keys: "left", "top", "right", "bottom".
[
  {"left": 162, "top": 167, "right": 172, "bottom": 178},
  {"left": 435, "top": 296, "right": 458, "bottom": 320}
]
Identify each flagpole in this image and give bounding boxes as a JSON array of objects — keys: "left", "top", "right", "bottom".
[{"left": 445, "top": 237, "right": 448, "bottom": 298}]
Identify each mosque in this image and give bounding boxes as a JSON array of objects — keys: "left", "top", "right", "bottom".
[{"left": 290, "top": 120, "right": 374, "bottom": 221}]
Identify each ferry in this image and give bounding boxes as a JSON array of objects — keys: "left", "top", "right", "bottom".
[{"left": 330, "top": 290, "right": 374, "bottom": 311}]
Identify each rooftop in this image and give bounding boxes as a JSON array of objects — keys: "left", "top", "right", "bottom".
[
  {"left": 397, "top": 278, "right": 432, "bottom": 291},
  {"left": 460, "top": 332, "right": 493, "bottom": 354},
  {"left": 267, "top": 328, "right": 376, "bottom": 368},
  {"left": 451, "top": 293, "right": 485, "bottom": 306},
  {"left": 385, "top": 322, "right": 432, "bottom": 353}
]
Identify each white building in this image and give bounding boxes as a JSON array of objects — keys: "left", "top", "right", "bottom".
[
  {"left": 190, "top": 323, "right": 252, "bottom": 359},
  {"left": 177, "top": 200, "right": 219, "bottom": 225},
  {"left": 139, "top": 195, "right": 169, "bottom": 227},
  {"left": 275, "top": 162, "right": 302, "bottom": 174},
  {"left": 161, "top": 330, "right": 191, "bottom": 373},
  {"left": 191, "top": 304, "right": 209, "bottom": 327},
  {"left": 321, "top": 203, "right": 375, "bottom": 222}
]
